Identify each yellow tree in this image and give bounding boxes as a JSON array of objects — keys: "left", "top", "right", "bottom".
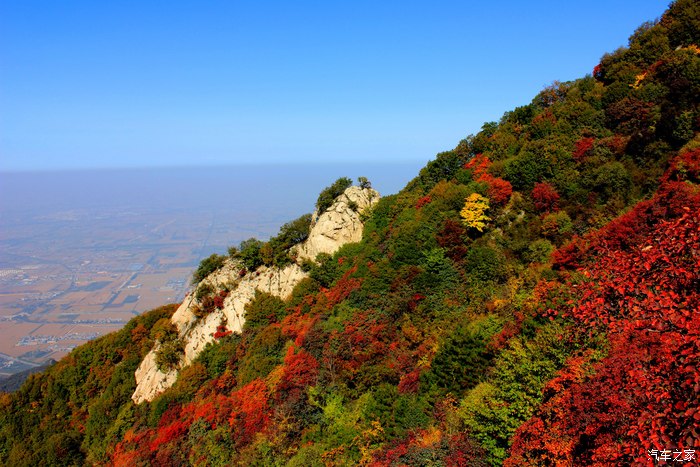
[{"left": 460, "top": 193, "right": 491, "bottom": 231}]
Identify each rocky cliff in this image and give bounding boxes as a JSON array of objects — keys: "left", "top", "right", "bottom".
[
  {"left": 132, "top": 185, "right": 379, "bottom": 403},
  {"left": 296, "top": 185, "right": 379, "bottom": 261}
]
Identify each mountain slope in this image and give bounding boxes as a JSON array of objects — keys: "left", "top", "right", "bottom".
[
  {"left": 1, "top": 1, "right": 698, "bottom": 465},
  {"left": 132, "top": 184, "right": 379, "bottom": 404}
]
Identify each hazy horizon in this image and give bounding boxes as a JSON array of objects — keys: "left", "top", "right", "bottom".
[{"left": 0, "top": 163, "right": 421, "bottom": 374}]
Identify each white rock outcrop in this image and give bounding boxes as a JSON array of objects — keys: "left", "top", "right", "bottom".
[
  {"left": 132, "top": 185, "right": 379, "bottom": 404},
  {"left": 133, "top": 349, "right": 178, "bottom": 401},
  {"left": 175, "top": 263, "right": 307, "bottom": 367},
  {"left": 296, "top": 185, "right": 379, "bottom": 261}
]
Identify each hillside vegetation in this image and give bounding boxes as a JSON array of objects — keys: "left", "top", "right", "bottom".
[{"left": 1, "top": 1, "right": 699, "bottom": 465}]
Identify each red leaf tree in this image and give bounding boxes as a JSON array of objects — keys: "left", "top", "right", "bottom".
[
  {"left": 509, "top": 184, "right": 700, "bottom": 464},
  {"left": 464, "top": 154, "right": 513, "bottom": 206},
  {"left": 531, "top": 182, "right": 560, "bottom": 213}
]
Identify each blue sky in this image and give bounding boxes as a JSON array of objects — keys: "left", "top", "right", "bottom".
[{"left": 0, "top": 1, "right": 670, "bottom": 171}]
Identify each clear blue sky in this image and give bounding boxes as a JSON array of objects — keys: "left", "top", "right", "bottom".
[{"left": 0, "top": 1, "right": 670, "bottom": 171}]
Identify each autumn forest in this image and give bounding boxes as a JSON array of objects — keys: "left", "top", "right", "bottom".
[{"left": 1, "top": 1, "right": 699, "bottom": 465}]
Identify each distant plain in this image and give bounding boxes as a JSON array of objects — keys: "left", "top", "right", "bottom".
[{"left": 0, "top": 163, "right": 421, "bottom": 375}]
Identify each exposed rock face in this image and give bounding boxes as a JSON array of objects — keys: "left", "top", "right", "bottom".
[
  {"left": 175, "top": 263, "right": 306, "bottom": 367},
  {"left": 296, "top": 185, "right": 379, "bottom": 261},
  {"left": 132, "top": 185, "right": 379, "bottom": 404},
  {"left": 131, "top": 262, "right": 306, "bottom": 404},
  {"left": 133, "top": 350, "right": 178, "bottom": 402}
]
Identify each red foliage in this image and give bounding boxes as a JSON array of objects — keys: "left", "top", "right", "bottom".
[
  {"left": 663, "top": 147, "right": 700, "bottom": 184},
  {"left": 593, "top": 64, "right": 603, "bottom": 80},
  {"left": 532, "top": 109, "right": 557, "bottom": 125},
  {"left": 446, "top": 433, "right": 489, "bottom": 467},
  {"left": 397, "top": 369, "right": 421, "bottom": 394},
  {"left": 370, "top": 430, "right": 487, "bottom": 466},
  {"left": 342, "top": 316, "right": 388, "bottom": 365},
  {"left": 488, "top": 312, "right": 525, "bottom": 351},
  {"left": 552, "top": 180, "right": 700, "bottom": 270},
  {"left": 606, "top": 97, "right": 656, "bottom": 134},
  {"left": 149, "top": 419, "right": 189, "bottom": 453},
  {"left": 281, "top": 312, "right": 318, "bottom": 347},
  {"left": 415, "top": 195, "right": 432, "bottom": 209},
  {"left": 212, "top": 371, "right": 236, "bottom": 392},
  {"left": 531, "top": 182, "right": 560, "bottom": 212},
  {"left": 464, "top": 153, "right": 491, "bottom": 176},
  {"left": 565, "top": 207, "right": 699, "bottom": 334},
  {"left": 112, "top": 429, "right": 152, "bottom": 465},
  {"left": 181, "top": 381, "right": 269, "bottom": 451},
  {"left": 324, "top": 311, "right": 394, "bottom": 383},
  {"left": 322, "top": 307, "right": 435, "bottom": 397},
  {"left": 371, "top": 436, "right": 412, "bottom": 466},
  {"left": 213, "top": 324, "right": 232, "bottom": 339},
  {"left": 277, "top": 346, "right": 319, "bottom": 397},
  {"left": 148, "top": 404, "right": 191, "bottom": 452},
  {"left": 407, "top": 293, "right": 426, "bottom": 313},
  {"left": 437, "top": 219, "right": 468, "bottom": 261},
  {"left": 573, "top": 136, "right": 595, "bottom": 162},
  {"left": 481, "top": 173, "right": 513, "bottom": 206},
  {"left": 507, "top": 333, "right": 683, "bottom": 465},
  {"left": 323, "top": 266, "right": 362, "bottom": 307},
  {"left": 603, "top": 135, "right": 628, "bottom": 156},
  {"left": 212, "top": 290, "right": 228, "bottom": 310},
  {"left": 130, "top": 323, "right": 149, "bottom": 345},
  {"left": 228, "top": 379, "right": 272, "bottom": 446},
  {"left": 463, "top": 154, "right": 512, "bottom": 205},
  {"left": 512, "top": 187, "right": 700, "bottom": 464},
  {"left": 112, "top": 376, "right": 273, "bottom": 463}
]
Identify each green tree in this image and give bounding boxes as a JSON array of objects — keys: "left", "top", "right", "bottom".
[
  {"left": 465, "top": 246, "right": 505, "bottom": 282},
  {"left": 503, "top": 151, "right": 554, "bottom": 191},
  {"left": 276, "top": 213, "right": 313, "bottom": 248},
  {"left": 239, "top": 238, "right": 264, "bottom": 270},
  {"left": 244, "top": 290, "right": 287, "bottom": 329},
  {"left": 263, "top": 213, "right": 313, "bottom": 266},
  {"left": 192, "top": 253, "right": 226, "bottom": 284},
  {"left": 426, "top": 317, "right": 501, "bottom": 395},
  {"left": 412, "top": 151, "right": 464, "bottom": 191},
  {"left": 316, "top": 177, "right": 353, "bottom": 213},
  {"left": 155, "top": 338, "right": 183, "bottom": 372}
]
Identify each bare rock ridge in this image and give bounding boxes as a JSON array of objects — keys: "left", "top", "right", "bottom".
[
  {"left": 132, "top": 185, "right": 379, "bottom": 403},
  {"left": 296, "top": 186, "right": 379, "bottom": 261}
]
